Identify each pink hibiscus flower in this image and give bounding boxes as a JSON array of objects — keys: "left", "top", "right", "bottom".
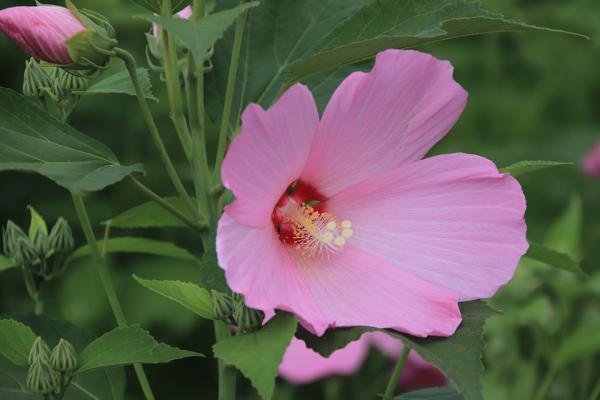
[
  {"left": 217, "top": 49, "right": 528, "bottom": 337},
  {"left": 583, "top": 139, "right": 600, "bottom": 178},
  {"left": 0, "top": 6, "right": 85, "bottom": 65},
  {"left": 279, "top": 333, "right": 446, "bottom": 390}
]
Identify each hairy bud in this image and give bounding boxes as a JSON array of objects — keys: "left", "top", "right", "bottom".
[
  {"left": 26, "top": 358, "right": 60, "bottom": 394},
  {"left": 212, "top": 290, "right": 234, "bottom": 321},
  {"left": 233, "top": 302, "right": 265, "bottom": 334},
  {"left": 50, "top": 338, "right": 78, "bottom": 373},
  {"left": 28, "top": 337, "right": 51, "bottom": 365},
  {"left": 48, "top": 218, "right": 74, "bottom": 253},
  {"left": 22, "top": 58, "right": 53, "bottom": 97},
  {"left": 31, "top": 229, "right": 50, "bottom": 259},
  {"left": 13, "top": 237, "right": 39, "bottom": 266},
  {"left": 2, "top": 220, "right": 28, "bottom": 259}
]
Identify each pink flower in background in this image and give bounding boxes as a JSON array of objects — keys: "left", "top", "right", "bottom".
[
  {"left": 0, "top": 6, "right": 85, "bottom": 65},
  {"left": 152, "top": 6, "right": 192, "bottom": 37},
  {"left": 583, "top": 139, "right": 600, "bottom": 178},
  {"left": 279, "top": 333, "right": 446, "bottom": 390},
  {"left": 217, "top": 50, "right": 528, "bottom": 337}
]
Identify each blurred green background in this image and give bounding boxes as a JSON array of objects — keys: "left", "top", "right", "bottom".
[{"left": 1, "top": 0, "right": 599, "bottom": 399}]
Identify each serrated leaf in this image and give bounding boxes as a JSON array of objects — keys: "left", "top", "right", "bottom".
[
  {"left": 130, "top": 0, "right": 192, "bottom": 14},
  {"left": 110, "top": 197, "right": 190, "bottom": 228},
  {"left": 0, "top": 255, "right": 16, "bottom": 272},
  {"left": 545, "top": 196, "right": 582, "bottom": 260},
  {"left": 0, "top": 320, "right": 36, "bottom": 366},
  {"left": 0, "top": 88, "right": 143, "bottom": 192},
  {"left": 213, "top": 313, "right": 297, "bottom": 400},
  {"left": 27, "top": 205, "right": 48, "bottom": 238},
  {"left": 78, "top": 325, "right": 201, "bottom": 373},
  {"left": 199, "top": 234, "right": 227, "bottom": 292},
  {"left": 525, "top": 243, "right": 585, "bottom": 276},
  {"left": 297, "top": 301, "right": 495, "bottom": 400},
  {"left": 2, "top": 315, "right": 127, "bottom": 400},
  {"left": 139, "top": 2, "right": 259, "bottom": 62},
  {"left": 76, "top": 68, "right": 157, "bottom": 101},
  {"left": 395, "top": 387, "right": 464, "bottom": 399},
  {"left": 499, "top": 160, "right": 572, "bottom": 177},
  {"left": 288, "top": 0, "right": 586, "bottom": 83},
  {"left": 133, "top": 275, "right": 215, "bottom": 320},
  {"left": 553, "top": 321, "right": 600, "bottom": 368},
  {"left": 66, "top": 237, "right": 200, "bottom": 267}
]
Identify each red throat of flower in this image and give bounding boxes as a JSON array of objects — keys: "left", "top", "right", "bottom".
[{"left": 272, "top": 181, "right": 353, "bottom": 257}]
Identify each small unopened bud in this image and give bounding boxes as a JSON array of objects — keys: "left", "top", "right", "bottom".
[
  {"left": 22, "top": 58, "right": 53, "bottom": 97},
  {"left": 31, "top": 229, "right": 50, "bottom": 259},
  {"left": 2, "top": 220, "right": 28, "bottom": 258},
  {"left": 212, "top": 290, "right": 234, "bottom": 321},
  {"left": 48, "top": 218, "right": 74, "bottom": 253},
  {"left": 13, "top": 237, "right": 39, "bottom": 266},
  {"left": 26, "top": 358, "right": 59, "bottom": 394},
  {"left": 50, "top": 338, "right": 78, "bottom": 372},
  {"left": 28, "top": 337, "right": 51, "bottom": 365},
  {"left": 233, "top": 302, "right": 265, "bottom": 334},
  {"left": 55, "top": 68, "right": 88, "bottom": 94}
]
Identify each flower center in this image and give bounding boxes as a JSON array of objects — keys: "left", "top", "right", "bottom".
[{"left": 272, "top": 182, "right": 353, "bottom": 258}]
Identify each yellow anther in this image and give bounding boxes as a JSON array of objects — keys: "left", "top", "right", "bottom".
[
  {"left": 341, "top": 220, "right": 352, "bottom": 228},
  {"left": 326, "top": 221, "right": 337, "bottom": 231},
  {"left": 342, "top": 229, "right": 353, "bottom": 238},
  {"left": 322, "top": 231, "right": 334, "bottom": 242},
  {"left": 334, "top": 236, "right": 346, "bottom": 247}
]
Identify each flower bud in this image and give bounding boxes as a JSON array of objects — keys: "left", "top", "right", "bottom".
[
  {"left": 48, "top": 217, "right": 74, "bottom": 253},
  {"left": 50, "top": 338, "right": 78, "bottom": 373},
  {"left": 53, "top": 68, "right": 88, "bottom": 97},
  {"left": 212, "top": 290, "right": 234, "bottom": 321},
  {"left": 233, "top": 302, "right": 265, "bottom": 334},
  {"left": 31, "top": 229, "right": 50, "bottom": 259},
  {"left": 0, "top": 5, "right": 86, "bottom": 65},
  {"left": 13, "top": 237, "right": 39, "bottom": 266},
  {"left": 28, "top": 337, "right": 51, "bottom": 365},
  {"left": 26, "top": 357, "right": 60, "bottom": 394},
  {"left": 2, "top": 220, "right": 28, "bottom": 258},
  {"left": 22, "top": 58, "right": 54, "bottom": 97}
]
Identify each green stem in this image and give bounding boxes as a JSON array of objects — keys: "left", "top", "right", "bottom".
[
  {"left": 70, "top": 193, "right": 156, "bottom": 400},
  {"left": 534, "top": 366, "right": 557, "bottom": 400},
  {"left": 21, "top": 266, "right": 43, "bottom": 315},
  {"left": 129, "top": 176, "right": 208, "bottom": 231},
  {"left": 213, "top": 1, "right": 248, "bottom": 185},
  {"left": 214, "top": 321, "right": 237, "bottom": 400},
  {"left": 161, "top": 0, "right": 193, "bottom": 160},
  {"left": 113, "top": 47, "right": 198, "bottom": 219},
  {"left": 383, "top": 346, "right": 410, "bottom": 400},
  {"left": 589, "top": 379, "right": 600, "bottom": 400}
]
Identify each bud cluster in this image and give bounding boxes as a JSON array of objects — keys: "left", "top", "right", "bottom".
[
  {"left": 212, "top": 290, "right": 265, "bottom": 334},
  {"left": 26, "top": 337, "right": 78, "bottom": 396}
]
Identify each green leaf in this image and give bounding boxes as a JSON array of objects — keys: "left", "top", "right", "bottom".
[
  {"left": 78, "top": 325, "right": 202, "bottom": 373},
  {"left": 395, "top": 387, "right": 464, "bottom": 399},
  {"left": 288, "top": 0, "right": 586, "bottom": 83},
  {"left": 499, "top": 160, "right": 572, "bottom": 177},
  {"left": 553, "top": 321, "right": 600, "bottom": 368},
  {"left": 27, "top": 205, "right": 47, "bottom": 238},
  {"left": 0, "top": 255, "right": 16, "bottom": 272},
  {"left": 545, "top": 196, "right": 582, "bottom": 260},
  {"left": 206, "top": 0, "right": 363, "bottom": 121},
  {"left": 109, "top": 197, "right": 190, "bottom": 228},
  {"left": 140, "top": 2, "right": 259, "bottom": 61},
  {"left": 76, "top": 68, "right": 157, "bottom": 101},
  {"left": 130, "top": 0, "right": 192, "bottom": 14},
  {"left": 0, "top": 88, "right": 143, "bottom": 192},
  {"left": 133, "top": 275, "right": 215, "bottom": 320},
  {"left": 525, "top": 243, "right": 586, "bottom": 276},
  {"left": 199, "top": 234, "right": 227, "bottom": 292},
  {"left": 0, "top": 315, "right": 126, "bottom": 399},
  {"left": 297, "top": 301, "right": 496, "bottom": 400},
  {"left": 213, "top": 313, "right": 297, "bottom": 400},
  {"left": 0, "top": 320, "right": 36, "bottom": 366},
  {"left": 67, "top": 237, "right": 200, "bottom": 267}
]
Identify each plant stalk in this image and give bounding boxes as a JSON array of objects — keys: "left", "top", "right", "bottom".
[
  {"left": 214, "top": 321, "right": 237, "bottom": 400},
  {"left": 383, "top": 346, "right": 411, "bottom": 399},
  {"left": 214, "top": 1, "right": 249, "bottom": 186},
  {"left": 113, "top": 47, "right": 198, "bottom": 219},
  {"left": 70, "top": 193, "right": 156, "bottom": 400}
]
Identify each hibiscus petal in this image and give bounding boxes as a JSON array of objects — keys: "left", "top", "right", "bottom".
[
  {"left": 326, "top": 153, "right": 528, "bottom": 301},
  {"left": 301, "top": 49, "right": 467, "bottom": 197},
  {"left": 295, "top": 246, "right": 461, "bottom": 337},
  {"left": 217, "top": 213, "right": 328, "bottom": 334},
  {"left": 278, "top": 337, "right": 369, "bottom": 384},
  {"left": 222, "top": 84, "right": 319, "bottom": 227}
]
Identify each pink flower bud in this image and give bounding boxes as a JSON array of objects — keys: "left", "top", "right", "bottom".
[
  {"left": 152, "top": 6, "right": 193, "bottom": 37},
  {"left": 0, "top": 6, "right": 85, "bottom": 65},
  {"left": 583, "top": 139, "right": 600, "bottom": 179}
]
